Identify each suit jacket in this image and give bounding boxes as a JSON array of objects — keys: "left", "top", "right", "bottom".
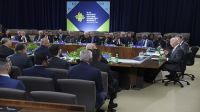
[
  {"left": 90, "top": 36, "right": 100, "bottom": 44},
  {"left": 34, "top": 45, "right": 51, "bottom": 58},
  {"left": 7, "top": 54, "right": 33, "bottom": 70},
  {"left": 90, "top": 60, "right": 114, "bottom": 83},
  {"left": 0, "top": 45, "right": 14, "bottom": 58},
  {"left": 68, "top": 62, "right": 103, "bottom": 93},
  {"left": 15, "top": 35, "right": 31, "bottom": 43},
  {"left": 80, "top": 36, "right": 91, "bottom": 43},
  {"left": 68, "top": 62, "right": 105, "bottom": 107},
  {"left": 180, "top": 41, "right": 189, "bottom": 54},
  {"left": 23, "top": 66, "right": 54, "bottom": 78},
  {"left": 34, "top": 35, "right": 45, "bottom": 42},
  {"left": 0, "top": 76, "right": 25, "bottom": 90},
  {"left": 48, "top": 57, "right": 70, "bottom": 69},
  {"left": 121, "top": 37, "right": 132, "bottom": 46},
  {"left": 55, "top": 34, "right": 66, "bottom": 42},
  {"left": 137, "top": 39, "right": 154, "bottom": 47},
  {"left": 164, "top": 45, "right": 184, "bottom": 71}
]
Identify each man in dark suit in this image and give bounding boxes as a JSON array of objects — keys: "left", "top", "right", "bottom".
[
  {"left": 23, "top": 53, "right": 54, "bottom": 78},
  {"left": 34, "top": 30, "right": 44, "bottom": 42},
  {"left": 7, "top": 43, "right": 33, "bottom": 70},
  {"left": 55, "top": 29, "right": 66, "bottom": 42},
  {"left": 90, "top": 49, "right": 118, "bottom": 111},
  {"left": 80, "top": 33, "right": 91, "bottom": 43},
  {"left": 177, "top": 35, "right": 190, "bottom": 54},
  {"left": 162, "top": 37, "right": 185, "bottom": 78},
  {"left": 0, "top": 38, "right": 14, "bottom": 59},
  {"left": 0, "top": 59, "right": 25, "bottom": 90},
  {"left": 48, "top": 44, "right": 70, "bottom": 69},
  {"left": 68, "top": 50, "right": 106, "bottom": 109},
  {"left": 34, "top": 37, "right": 51, "bottom": 58},
  {"left": 138, "top": 34, "right": 154, "bottom": 48},
  {"left": 15, "top": 31, "right": 31, "bottom": 43}
]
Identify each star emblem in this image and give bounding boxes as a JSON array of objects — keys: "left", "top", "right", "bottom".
[{"left": 75, "top": 12, "right": 85, "bottom": 22}]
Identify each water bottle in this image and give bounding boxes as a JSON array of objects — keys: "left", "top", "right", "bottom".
[{"left": 115, "top": 54, "right": 119, "bottom": 63}]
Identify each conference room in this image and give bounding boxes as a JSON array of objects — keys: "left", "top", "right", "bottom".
[{"left": 0, "top": 0, "right": 200, "bottom": 112}]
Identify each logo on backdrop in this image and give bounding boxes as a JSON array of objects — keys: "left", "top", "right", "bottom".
[{"left": 75, "top": 12, "right": 85, "bottom": 22}]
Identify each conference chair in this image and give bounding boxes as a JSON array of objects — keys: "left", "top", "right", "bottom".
[
  {"left": 161, "top": 57, "right": 190, "bottom": 88},
  {"left": 101, "top": 72, "right": 108, "bottom": 94},
  {"left": 17, "top": 76, "right": 55, "bottom": 92},
  {"left": 182, "top": 46, "right": 199, "bottom": 80},
  {"left": 45, "top": 68, "right": 68, "bottom": 79},
  {"left": 30, "top": 91, "right": 77, "bottom": 104},
  {"left": 57, "top": 79, "right": 96, "bottom": 112},
  {"left": 0, "top": 88, "right": 26, "bottom": 100}
]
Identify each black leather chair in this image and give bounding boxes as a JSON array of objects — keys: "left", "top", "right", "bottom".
[
  {"left": 17, "top": 76, "right": 55, "bottom": 92},
  {"left": 0, "top": 88, "right": 26, "bottom": 100},
  {"left": 30, "top": 91, "right": 77, "bottom": 104},
  {"left": 57, "top": 79, "right": 96, "bottom": 112},
  {"left": 161, "top": 57, "right": 190, "bottom": 88},
  {"left": 182, "top": 46, "right": 199, "bottom": 80}
]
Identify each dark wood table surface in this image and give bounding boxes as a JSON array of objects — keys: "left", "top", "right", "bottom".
[
  {"left": 0, "top": 98, "right": 85, "bottom": 112},
  {"left": 60, "top": 44, "right": 146, "bottom": 59},
  {"left": 110, "top": 59, "right": 165, "bottom": 89}
]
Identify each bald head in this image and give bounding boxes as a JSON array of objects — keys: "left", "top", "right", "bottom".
[
  {"left": 40, "top": 37, "right": 49, "bottom": 47},
  {"left": 170, "top": 37, "right": 179, "bottom": 48},
  {"left": 1, "top": 38, "right": 12, "bottom": 47},
  {"left": 80, "top": 50, "right": 93, "bottom": 63},
  {"left": 86, "top": 43, "right": 97, "bottom": 50}
]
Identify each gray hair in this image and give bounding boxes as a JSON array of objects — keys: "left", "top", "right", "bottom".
[{"left": 80, "top": 50, "right": 92, "bottom": 62}]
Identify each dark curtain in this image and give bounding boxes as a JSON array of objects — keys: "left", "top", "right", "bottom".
[{"left": 0, "top": 0, "right": 200, "bottom": 45}]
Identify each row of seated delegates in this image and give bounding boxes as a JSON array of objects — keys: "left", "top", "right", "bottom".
[
  {"left": 0, "top": 58, "right": 25, "bottom": 90},
  {"left": 0, "top": 38, "right": 14, "bottom": 59},
  {"left": 161, "top": 36, "right": 187, "bottom": 79},
  {"left": 68, "top": 50, "right": 107, "bottom": 111},
  {"left": 14, "top": 31, "right": 31, "bottom": 43}
]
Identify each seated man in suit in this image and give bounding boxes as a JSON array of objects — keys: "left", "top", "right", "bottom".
[
  {"left": 34, "top": 37, "right": 51, "bottom": 58},
  {"left": 176, "top": 35, "right": 190, "bottom": 54},
  {"left": 34, "top": 30, "right": 44, "bottom": 42},
  {"left": 15, "top": 31, "right": 31, "bottom": 43},
  {"left": 7, "top": 43, "right": 33, "bottom": 70},
  {"left": 68, "top": 50, "right": 106, "bottom": 109},
  {"left": 0, "top": 59, "right": 25, "bottom": 90},
  {"left": 23, "top": 53, "right": 54, "bottom": 78},
  {"left": 137, "top": 34, "right": 154, "bottom": 48},
  {"left": 162, "top": 37, "right": 185, "bottom": 79},
  {"left": 55, "top": 29, "right": 66, "bottom": 42},
  {"left": 90, "top": 49, "right": 118, "bottom": 111},
  {"left": 48, "top": 44, "right": 70, "bottom": 69},
  {"left": 0, "top": 38, "right": 14, "bottom": 59}
]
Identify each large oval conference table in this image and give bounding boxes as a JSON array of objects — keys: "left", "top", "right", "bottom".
[
  {"left": 58, "top": 44, "right": 164, "bottom": 90},
  {"left": 12, "top": 42, "right": 165, "bottom": 90}
]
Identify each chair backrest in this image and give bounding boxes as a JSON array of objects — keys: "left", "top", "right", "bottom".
[
  {"left": 30, "top": 91, "right": 77, "bottom": 105},
  {"left": 57, "top": 79, "right": 96, "bottom": 112},
  {"left": 101, "top": 72, "right": 108, "bottom": 93},
  {"left": 191, "top": 46, "right": 199, "bottom": 57},
  {"left": 0, "top": 88, "right": 26, "bottom": 100},
  {"left": 17, "top": 76, "right": 55, "bottom": 92},
  {"left": 186, "top": 46, "right": 199, "bottom": 66},
  {"left": 45, "top": 68, "right": 68, "bottom": 79}
]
